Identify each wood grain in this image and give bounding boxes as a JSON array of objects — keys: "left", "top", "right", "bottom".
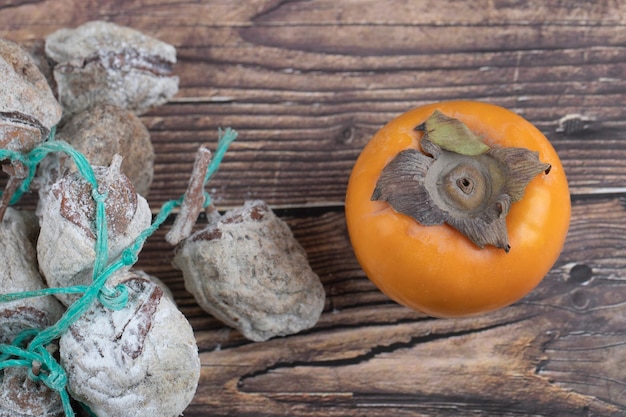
[
  {"left": 2, "top": 0, "right": 625, "bottom": 209},
  {"left": 132, "top": 197, "right": 626, "bottom": 417},
  {"left": 1, "top": 0, "right": 626, "bottom": 416}
]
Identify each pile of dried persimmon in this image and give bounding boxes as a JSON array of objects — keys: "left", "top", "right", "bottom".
[{"left": 0, "top": 21, "right": 324, "bottom": 417}]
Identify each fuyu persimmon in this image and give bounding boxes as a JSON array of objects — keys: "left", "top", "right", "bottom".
[{"left": 345, "top": 101, "right": 570, "bottom": 318}]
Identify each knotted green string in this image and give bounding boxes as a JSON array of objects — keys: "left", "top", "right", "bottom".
[{"left": 0, "top": 127, "right": 238, "bottom": 416}]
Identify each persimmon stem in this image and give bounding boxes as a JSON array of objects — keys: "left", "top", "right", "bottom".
[{"left": 165, "top": 145, "right": 212, "bottom": 245}]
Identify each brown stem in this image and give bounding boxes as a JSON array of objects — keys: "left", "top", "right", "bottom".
[
  {"left": 165, "top": 145, "right": 212, "bottom": 245},
  {"left": 31, "top": 360, "right": 42, "bottom": 376},
  {"left": 204, "top": 202, "right": 221, "bottom": 224}
]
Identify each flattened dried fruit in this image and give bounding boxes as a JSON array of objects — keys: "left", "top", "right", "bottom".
[
  {"left": 173, "top": 200, "right": 326, "bottom": 342},
  {"left": 45, "top": 21, "right": 179, "bottom": 116},
  {"left": 35, "top": 104, "right": 154, "bottom": 203},
  {"left": 59, "top": 270, "right": 200, "bottom": 417},
  {"left": 37, "top": 157, "right": 151, "bottom": 306},
  {"left": 0, "top": 208, "right": 65, "bottom": 417},
  {"left": 0, "top": 39, "right": 61, "bottom": 152},
  {"left": 0, "top": 208, "right": 64, "bottom": 345},
  {"left": 0, "top": 39, "right": 63, "bottom": 221}
]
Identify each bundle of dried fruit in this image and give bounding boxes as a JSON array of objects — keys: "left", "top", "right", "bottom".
[{"left": 0, "top": 21, "right": 200, "bottom": 417}]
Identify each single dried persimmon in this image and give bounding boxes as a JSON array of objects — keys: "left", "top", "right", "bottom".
[{"left": 345, "top": 101, "right": 570, "bottom": 318}]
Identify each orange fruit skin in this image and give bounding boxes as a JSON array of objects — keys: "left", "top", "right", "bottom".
[{"left": 345, "top": 101, "right": 571, "bottom": 318}]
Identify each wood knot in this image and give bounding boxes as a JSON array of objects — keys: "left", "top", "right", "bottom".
[
  {"left": 337, "top": 125, "right": 355, "bottom": 144},
  {"left": 569, "top": 264, "right": 593, "bottom": 284}
]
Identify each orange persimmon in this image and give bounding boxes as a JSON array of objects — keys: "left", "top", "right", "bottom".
[{"left": 345, "top": 101, "right": 570, "bottom": 317}]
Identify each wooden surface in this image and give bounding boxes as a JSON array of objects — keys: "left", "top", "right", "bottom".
[{"left": 2, "top": 0, "right": 626, "bottom": 416}]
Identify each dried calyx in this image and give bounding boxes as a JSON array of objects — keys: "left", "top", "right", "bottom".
[{"left": 372, "top": 110, "right": 551, "bottom": 252}]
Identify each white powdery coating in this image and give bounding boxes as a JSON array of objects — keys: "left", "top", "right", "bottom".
[
  {"left": 143, "top": 272, "right": 175, "bottom": 303},
  {"left": 0, "top": 207, "right": 65, "bottom": 345},
  {"left": 173, "top": 200, "right": 326, "bottom": 342},
  {"left": 59, "top": 271, "right": 200, "bottom": 417},
  {"left": 0, "top": 367, "right": 64, "bottom": 417},
  {"left": 36, "top": 181, "right": 151, "bottom": 306}
]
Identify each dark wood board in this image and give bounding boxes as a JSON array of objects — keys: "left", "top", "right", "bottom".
[{"left": 1, "top": 1, "right": 625, "bottom": 416}]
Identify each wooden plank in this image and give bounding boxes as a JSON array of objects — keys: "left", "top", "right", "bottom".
[
  {"left": 138, "top": 100, "right": 626, "bottom": 208},
  {"left": 1, "top": 1, "right": 626, "bottom": 416},
  {"left": 0, "top": 0, "right": 624, "bottom": 210},
  {"left": 131, "top": 197, "right": 626, "bottom": 416}
]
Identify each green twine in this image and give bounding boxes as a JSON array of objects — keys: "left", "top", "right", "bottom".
[
  {"left": 203, "top": 127, "right": 239, "bottom": 208},
  {"left": 0, "top": 127, "right": 237, "bottom": 416}
]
